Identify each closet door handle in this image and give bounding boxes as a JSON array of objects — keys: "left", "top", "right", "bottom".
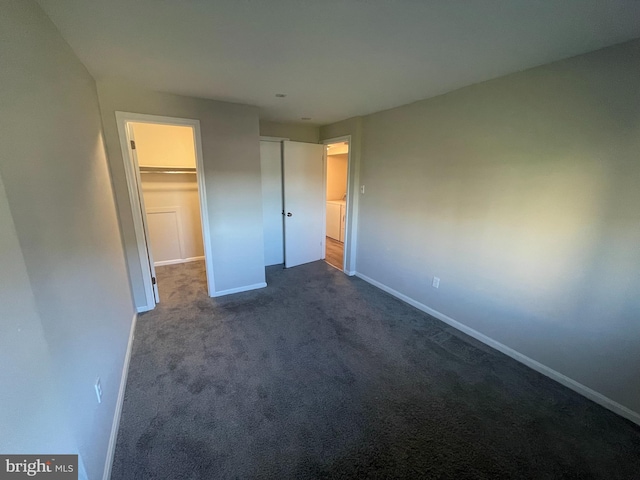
[{"left": 286, "top": 212, "right": 293, "bottom": 217}]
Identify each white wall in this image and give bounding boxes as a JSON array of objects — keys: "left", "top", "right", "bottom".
[
  {"left": 260, "top": 120, "right": 320, "bottom": 143},
  {"left": 141, "top": 173, "right": 204, "bottom": 264},
  {"left": 351, "top": 40, "right": 640, "bottom": 419},
  {"left": 133, "top": 122, "right": 204, "bottom": 265},
  {"left": 0, "top": 1, "right": 135, "bottom": 477},
  {"left": 97, "top": 80, "right": 266, "bottom": 297},
  {"left": 0, "top": 174, "right": 76, "bottom": 456},
  {"left": 132, "top": 122, "right": 196, "bottom": 168},
  {"left": 326, "top": 153, "right": 348, "bottom": 201}
]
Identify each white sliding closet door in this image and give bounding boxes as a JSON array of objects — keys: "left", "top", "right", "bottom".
[{"left": 260, "top": 141, "right": 284, "bottom": 266}]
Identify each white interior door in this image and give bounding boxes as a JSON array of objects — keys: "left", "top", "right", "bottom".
[
  {"left": 260, "top": 141, "right": 284, "bottom": 266},
  {"left": 127, "top": 123, "right": 159, "bottom": 303},
  {"left": 283, "top": 141, "right": 325, "bottom": 268}
]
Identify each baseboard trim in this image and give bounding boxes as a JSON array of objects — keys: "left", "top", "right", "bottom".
[
  {"left": 355, "top": 272, "right": 640, "bottom": 426},
  {"left": 154, "top": 256, "right": 204, "bottom": 267},
  {"left": 103, "top": 313, "right": 138, "bottom": 480},
  {"left": 345, "top": 270, "right": 356, "bottom": 276},
  {"left": 212, "top": 282, "right": 267, "bottom": 297}
]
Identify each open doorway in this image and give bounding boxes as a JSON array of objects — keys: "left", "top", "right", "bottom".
[
  {"left": 324, "top": 140, "right": 349, "bottom": 270},
  {"left": 116, "top": 112, "right": 214, "bottom": 312},
  {"left": 259, "top": 137, "right": 355, "bottom": 274}
]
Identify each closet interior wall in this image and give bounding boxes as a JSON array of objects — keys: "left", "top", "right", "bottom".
[{"left": 132, "top": 122, "right": 204, "bottom": 266}]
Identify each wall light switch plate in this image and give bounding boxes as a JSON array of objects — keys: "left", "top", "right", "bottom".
[
  {"left": 432, "top": 276, "right": 440, "bottom": 289},
  {"left": 360, "top": 185, "right": 365, "bottom": 194}
]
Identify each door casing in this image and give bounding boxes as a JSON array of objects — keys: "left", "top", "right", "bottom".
[
  {"left": 323, "top": 135, "right": 355, "bottom": 274},
  {"left": 115, "top": 111, "right": 215, "bottom": 312}
]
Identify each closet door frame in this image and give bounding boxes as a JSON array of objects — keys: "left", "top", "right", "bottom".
[
  {"left": 115, "top": 111, "right": 215, "bottom": 311},
  {"left": 323, "top": 135, "right": 355, "bottom": 275},
  {"left": 260, "top": 137, "right": 288, "bottom": 267}
]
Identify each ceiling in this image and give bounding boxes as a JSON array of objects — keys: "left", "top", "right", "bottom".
[{"left": 37, "top": 0, "right": 640, "bottom": 125}]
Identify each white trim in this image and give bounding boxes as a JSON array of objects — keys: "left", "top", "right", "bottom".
[
  {"left": 321, "top": 147, "right": 327, "bottom": 259},
  {"left": 136, "top": 305, "right": 153, "bottom": 313},
  {"left": 192, "top": 121, "right": 216, "bottom": 297},
  {"left": 323, "top": 136, "right": 354, "bottom": 274},
  {"left": 116, "top": 112, "right": 205, "bottom": 128},
  {"left": 355, "top": 271, "right": 640, "bottom": 426},
  {"left": 212, "top": 282, "right": 267, "bottom": 297},
  {"left": 115, "top": 112, "right": 216, "bottom": 307},
  {"left": 78, "top": 458, "right": 88, "bottom": 480},
  {"left": 102, "top": 313, "right": 138, "bottom": 480},
  {"left": 154, "top": 256, "right": 205, "bottom": 267},
  {"left": 127, "top": 125, "right": 161, "bottom": 303},
  {"left": 115, "top": 115, "right": 156, "bottom": 310}
]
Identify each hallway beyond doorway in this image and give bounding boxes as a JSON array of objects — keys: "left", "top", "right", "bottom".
[{"left": 325, "top": 236, "right": 343, "bottom": 270}]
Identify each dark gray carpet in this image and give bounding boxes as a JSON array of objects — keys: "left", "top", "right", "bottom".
[{"left": 111, "top": 260, "right": 640, "bottom": 479}]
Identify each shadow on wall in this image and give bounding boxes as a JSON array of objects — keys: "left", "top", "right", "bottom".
[{"left": 355, "top": 40, "right": 640, "bottom": 414}]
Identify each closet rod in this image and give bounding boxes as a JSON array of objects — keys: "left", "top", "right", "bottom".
[{"left": 139, "top": 166, "right": 196, "bottom": 174}]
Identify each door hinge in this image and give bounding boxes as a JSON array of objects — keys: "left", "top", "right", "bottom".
[
  {"left": 130, "top": 140, "right": 136, "bottom": 150},
  {"left": 152, "top": 276, "right": 156, "bottom": 285}
]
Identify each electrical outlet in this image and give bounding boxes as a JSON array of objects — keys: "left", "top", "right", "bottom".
[
  {"left": 432, "top": 276, "right": 440, "bottom": 289},
  {"left": 360, "top": 185, "right": 365, "bottom": 194},
  {"left": 94, "top": 378, "right": 103, "bottom": 404}
]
